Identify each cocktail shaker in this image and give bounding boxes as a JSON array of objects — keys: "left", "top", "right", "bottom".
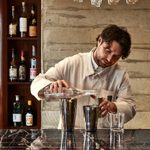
[
  {"left": 60, "top": 131, "right": 76, "bottom": 150},
  {"left": 59, "top": 98, "right": 77, "bottom": 132}
]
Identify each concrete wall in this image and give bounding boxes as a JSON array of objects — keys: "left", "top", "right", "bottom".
[{"left": 41, "top": 0, "right": 150, "bottom": 129}]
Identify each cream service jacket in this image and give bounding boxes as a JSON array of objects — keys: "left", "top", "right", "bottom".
[{"left": 30, "top": 50, "right": 136, "bottom": 128}]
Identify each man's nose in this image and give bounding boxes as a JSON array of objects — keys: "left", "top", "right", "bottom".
[{"left": 106, "top": 54, "right": 113, "bottom": 62}]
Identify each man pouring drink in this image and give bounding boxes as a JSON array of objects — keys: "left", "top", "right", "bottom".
[{"left": 31, "top": 24, "right": 136, "bottom": 129}]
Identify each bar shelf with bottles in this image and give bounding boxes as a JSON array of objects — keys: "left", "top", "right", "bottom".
[
  {"left": 6, "top": 0, "right": 41, "bottom": 129},
  {"left": 8, "top": 37, "right": 38, "bottom": 40}
]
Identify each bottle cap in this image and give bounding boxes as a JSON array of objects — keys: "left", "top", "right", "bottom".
[
  {"left": 31, "top": 5, "right": 35, "bottom": 13},
  {"left": 12, "top": 5, "right": 15, "bottom": 11},
  {"left": 15, "top": 95, "right": 19, "bottom": 101},
  {"left": 32, "top": 45, "right": 36, "bottom": 56},
  {"left": 22, "top": 2, "right": 25, "bottom": 6},
  {"left": 12, "top": 48, "right": 15, "bottom": 58},
  {"left": 21, "top": 50, "right": 25, "bottom": 61},
  {"left": 28, "top": 100, "right": 32, "bottom": 106},
  {"left": 107, "top": 95, "right": 112, "bottom": 102}
]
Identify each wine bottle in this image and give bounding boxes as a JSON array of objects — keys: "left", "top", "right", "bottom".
[
  {"left": 30, "top": 45, "right": 37, "bottom": 81},
  {"left": 18, "top": 50, "right": 26, "bottom": 81},
  {"left": 19, "top": 2, "right": 28, "bottom": 37},
  {"left": 12, "top": 95, "right": 23, "bottom": 127},
  {"left": 9, "top": 48, "right": 17, "bottom": 81},
  {"left": 9, "top": 5, "right": 17, "bottom": 37},
  {"left": 25, "top": 100, "right": 33, "bottom": 126},
  {"left": 29, "top": 4, "right": 37, "bottom": 37}
]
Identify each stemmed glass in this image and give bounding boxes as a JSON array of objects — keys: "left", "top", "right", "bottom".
[
  {"left": 126, "top": 0, "right": 139, "bottom": 4},
  {"left": 108, "top": 0, "right": 120, "bottom": 5},
  {"left": 73, "top": 0, "right": 83, "bottom": 2},
  {"left": 90, "top": 0, "right": 103, "bottom": 7}
]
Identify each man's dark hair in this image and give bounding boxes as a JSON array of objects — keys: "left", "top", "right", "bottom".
[{"left": 96, "top": 24, "right": 131, "bottom": 59}]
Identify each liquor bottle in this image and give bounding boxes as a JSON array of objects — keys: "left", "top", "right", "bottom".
[
  {"left": 30, "top": 45, "right": 37, "bottom": 81},
  {"left": 9, "top": 48, "right": 17, "bottom": 81},
  {"left": 9, "top": 5, "right": 17, "bottom": 37},
  {"left": 25, "top": 100, "right": 33, "bottom": 126},
  {"left": 18, "top": 50, "right": 26, "bottom": 81},
  {"left": 29, "top": 5, "right": 37, "bottom": 37},
  {"left": 12, "top": 95, "right": 23, "bottom": 127},
  {"left": 19, "top": 2, "right": 28, "bottom": 37}
]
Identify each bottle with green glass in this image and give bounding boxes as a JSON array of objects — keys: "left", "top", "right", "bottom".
[{"left": 12, "top": 95, "right": 23, "bottom": 127}]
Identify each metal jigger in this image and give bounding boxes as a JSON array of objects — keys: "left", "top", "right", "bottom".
[{"left": 83, "top": 105, "right": 98, "bottom": 132}]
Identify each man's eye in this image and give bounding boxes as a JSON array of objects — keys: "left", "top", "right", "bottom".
[{"left": 105, "top": 48, "right": 111, "bottom": 53}]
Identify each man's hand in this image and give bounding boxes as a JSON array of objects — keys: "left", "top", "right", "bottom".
[
  {"left": 50, "top": 80, "right": 69, "bottom": 93},
  {"left": 98, "top": 98, "right": 117, "bottom": 117}
]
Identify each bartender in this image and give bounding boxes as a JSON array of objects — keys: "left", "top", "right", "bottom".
[{"left": 30, "top": 24, "right": 136, "bottom": 128}]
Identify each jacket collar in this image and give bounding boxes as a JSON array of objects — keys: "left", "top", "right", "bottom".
[
  {"left": 84, "top": 48, "right": 97, "bottom": 77},
  {"left": 84, "top": 47, "right": 117, "bottom": 78}
]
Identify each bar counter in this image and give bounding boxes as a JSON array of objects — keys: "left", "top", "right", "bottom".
[{"left": 0, "top": 128, "right": 150, "bottom": 149}]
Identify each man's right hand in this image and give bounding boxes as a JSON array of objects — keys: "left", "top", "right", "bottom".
[{"left": 50, "top": 80, "right": 69, "bottom": 93}]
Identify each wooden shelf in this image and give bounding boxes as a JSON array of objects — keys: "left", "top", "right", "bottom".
[
  {"left": 0, "top": 0, "right": 41, "bottom": 129},
  {"left": 8, "top": 126, "right": 40, "bottom": 129},
  {"left": 8, "top": 82, "right": 31, "bottom": 85},
  {"left": 8, "top": 37, "right": 38, "bottom": 41}
]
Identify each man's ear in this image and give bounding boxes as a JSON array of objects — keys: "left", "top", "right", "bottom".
[{"left": 98, "top": 37, "right": 103, "bottom": 46}]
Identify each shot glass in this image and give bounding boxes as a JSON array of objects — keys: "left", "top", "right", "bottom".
[
  {"left": 83, "top": 105, "right": 98, "bottom": 132},
  {"left": 109, "top": 112, "right": 125, "bottom": 132}
]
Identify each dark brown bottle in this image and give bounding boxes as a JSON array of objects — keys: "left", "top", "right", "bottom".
[
  {"left": 18, "top": 50, "right": 26, "bottom": 81},
  {"left": 25, "top": 100, "right": 33, "bottom": 126},
  {"left": 9, "top": 48, "right": 17, "bottom": 81},
  {"left": 9, "top": 5, "right": 17, "bottom": 37},
  {"left": 12, "top": 95, "right": 23, "bottom": 127},
  {"left": 29, "top": 5, "right": 37, "bottom": 37}
]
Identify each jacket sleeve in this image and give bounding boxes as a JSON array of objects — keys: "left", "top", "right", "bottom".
[
  {"left": 30, "top": 57, "right": 70, "bottom": 100},
  {"left": 114, "top": 72, "right": 136, "bottom": 123},
  {"left": 30, "top": 73, "right": 52, "bottom": 100}
]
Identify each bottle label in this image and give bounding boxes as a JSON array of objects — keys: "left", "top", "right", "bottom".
[
  {"left": 26, "top": 113, "right": 33, "bottom": 126},
  {"left": 29, "top": 26, "right": 37, "bottom": 37},
  {"left": 9, "top": 67, "right": 17, "bottom": 80},
  {"left": 9, "top": 24, "right": 17, "bottom": 36},
  {"left": 19, "top": 66, "right": 26, "bottom": 80},
  {"left": 19, "top": 17, "right": 27, "bottom": 32},
  {"left": 31, "top": 58, "right": 37, "bottom": 68},
  {"left": 13, "top": 114, "right": 22, "bottom": 122},
  {"left": 30, "top": 68, "right": 37, "bottom": 80}
]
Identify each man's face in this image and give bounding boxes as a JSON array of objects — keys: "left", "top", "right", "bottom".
[{"left": 94, "top": 39, "right": 122, "bottom": 68}]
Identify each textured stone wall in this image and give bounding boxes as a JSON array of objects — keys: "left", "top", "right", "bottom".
[{"left": 41, "top": 0, "right": 150, "bottom": 128}]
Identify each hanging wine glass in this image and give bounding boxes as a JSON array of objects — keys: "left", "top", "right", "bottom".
[
  {"left": 108, "top": 0, "right": 120, "bottom": 5},
  {"left": 91, "top": 0, "right": 103, "bottom": 7},
  {"left": 74, "top": 0, "right": 83, "bottom": 2},
  {"left": 126, "top": 0, "right": 139, "bottom": 4}
]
